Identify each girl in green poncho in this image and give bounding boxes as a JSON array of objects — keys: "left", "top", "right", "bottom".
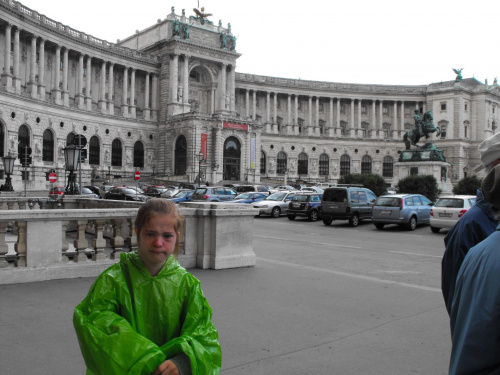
[{"left": 74, "top": 199, "right": 221, "bottom": 375}]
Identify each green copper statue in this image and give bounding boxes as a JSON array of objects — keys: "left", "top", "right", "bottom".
[
  {"left": 453, "top": 68, "right": 463, "bottom": 82},
  {"left": 403, "top": 110, "right": 441, "bottom": 150},
  {"left": 172, "top": 19, "right": 181, "bottom": 37},
  {"left": 220, "top": 33, "right": 227, "bottom": 49}
]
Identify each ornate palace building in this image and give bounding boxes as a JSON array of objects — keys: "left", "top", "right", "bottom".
[{"left": 0, "top": 0, "right": 499, "bottom": 190}]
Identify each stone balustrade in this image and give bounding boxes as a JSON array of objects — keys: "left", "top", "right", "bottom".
[{"left": 0, "top": 199, "right": 256, "bottom": 285}]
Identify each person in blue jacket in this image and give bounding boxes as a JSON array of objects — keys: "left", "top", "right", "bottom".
[
  {"left": 441, "top": 132, "right": 500, "bottom": 315},
  {"left": 449, "top": 164, "right": 500, "bottom": 374}
]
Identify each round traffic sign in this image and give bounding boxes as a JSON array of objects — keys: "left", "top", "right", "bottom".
[
  {"left": 49, "top": 172, "right": 57, "bottom": 183},
  {"left": 134, "top": 171, "right": 141, "bottom": 181}
]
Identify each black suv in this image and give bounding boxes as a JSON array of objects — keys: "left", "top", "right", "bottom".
[
  {"left": 287, "top": 193, "right": 323, "bottom": 221},
  {"left": 321, "top": 186, "right": 376, "bottom": 227}
]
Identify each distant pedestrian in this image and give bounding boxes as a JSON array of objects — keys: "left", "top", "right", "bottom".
[
  {"left": 449, "top": 164, "right": 500, "bottom": 374},
  {"left": 74, "top": 199, "right": 221, "bottom": 374},
  {"left": 441, "top": 132, "right": 500, "bottom": 315}
]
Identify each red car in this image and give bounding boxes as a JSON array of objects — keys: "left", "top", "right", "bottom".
[{"left": 49, "top": 186, "right": 65, "bottom": 196}]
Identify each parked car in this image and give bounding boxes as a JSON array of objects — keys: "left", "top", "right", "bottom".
[
  {"left": 160, "top": 189, "right": 180, "bottom": 198},
  {"left": 49, "top": 186, "right": 65, "bottom": 197},
  {"left": 191, "top": 186, "right": 237, "bottom": 202},
  {"left": 234, "top": 185, "right": 270, "bottom": 194},
  {"left": 321, "top": 186, "right": 377, "bottom": 227},
  {"left": 104, "top": 187, "right": 149, "bottom": 202},
  {"left": 301, "top": 186, "right": 324, "bottom": 193},
  {"left": 269, "top": 185, "right": 297, "bottom": 194},
  {"left": 99, "top": 185, "right": 114, "bottom": 199},
  {"left": 429, "top": 195, "right": 476, "bottom": 233},
  {"left": 84, "top": 185, "right": 101, "bottom": 196},
  {"left": 80, "top": 187, "right": 99, "bottom": 199},
  {"left": 287, "top": 193, "right": 323, "bottom": 222},
  {"left": 253, "top": 191, "right": 296, "bottom": 218},
  {"left": 167, "top": 189, "right": 194, "bottom": 204},
  {"left": 143, "top": 187, "right": 170, "bottom": 198},
  {"left": 371, "top": 194, "right": 433, "bottom": 231},
  {"left": 229, "top": 192, "right": 269, "bottom": 204}
]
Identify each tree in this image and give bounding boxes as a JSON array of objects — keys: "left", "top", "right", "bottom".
[
  {"left": 452, "top": 176, "right": 482, "bottom": 195},
  {"left": 338, "top": 173, "right": 387, "bottom": 196},
  {"left": 396, "top": 175, "right": 439, "bottom": 202}
]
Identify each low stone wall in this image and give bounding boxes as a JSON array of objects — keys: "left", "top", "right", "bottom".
[{"left": 0, "top": 200, "right": 256, "bottom": 284}]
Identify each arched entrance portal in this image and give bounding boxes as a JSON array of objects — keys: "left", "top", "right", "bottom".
[{"left": 223, "top": 137, "right": 240, "bottom": 181}]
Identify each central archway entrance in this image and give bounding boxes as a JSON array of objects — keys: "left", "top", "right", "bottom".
[{"left": 223, "top": 137, "right": 241, "bottom": 181}]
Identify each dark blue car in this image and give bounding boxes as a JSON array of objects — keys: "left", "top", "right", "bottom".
[
  {"left": 167, "top": 190, "right": 194, "bottom": 204},
  {"left": 229, "top": 192, "right": 268, "bottom": 204}
]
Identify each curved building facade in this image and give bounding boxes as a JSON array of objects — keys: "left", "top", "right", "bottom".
[{"left": 0, "top": 1, "right": 499, "bottom": 190}]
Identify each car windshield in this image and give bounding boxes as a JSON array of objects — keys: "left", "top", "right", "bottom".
[
  {"left": 267, "top": 192, "right": 287, "bottom": 201},
  {"left": 236, "top": 193, "right": 252, "bottom": 199},
  {"left": 435, "top": 198, "right": 465, "bottom": 208},
  {"left": 194, "top": 188, "right": 207, "bottom": 195},
  {"left": 375, "top": 197, "right": 400, "bottom": 207}
]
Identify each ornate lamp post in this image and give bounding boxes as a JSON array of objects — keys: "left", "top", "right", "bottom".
[
  {"left": 0, "top": 155, "right": 16, "bottom": 191},
  {"left": 198, "top": 151, "right": 205, "bottom": 184},
  {"left": 64, "top": 145, "right": 81, "bottom": 195}
]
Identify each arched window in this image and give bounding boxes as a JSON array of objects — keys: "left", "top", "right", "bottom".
[
  {"left": 383, "top": 156, "right": 394, "bottom": 177},
  {"left": 260, "top": 151, "right": 266, "bottom": 175},
  {"left": 174, "top": 136, "right": 187, "bottom": 175},
  {"left": 277, "top": 151, "right": 287, "bottom": 174},
  {"left": 223, "top": 137, "right": 241, "bottom": 181},
  {"left": 319, "top": 154, "right": 329, "bottom": 176},
  {"left": 89, "top": 136, "right": 100, "bottom": 165},
  {"left": 298, "top": 153, "right": 308, "bottom": 175},
  {"left": 134, "top": 141, "right": 144, "bottom": 168},
  {"left": 66, "top": 132, "right": 75, "bottom": 145},
  {"left": 111, "top": 139, "right": 122, "bottom": 166},
  {"left": 340, "top": 154, "right": 350, "bottom": 176},
  {"left": 18, "top": 124, "right": 30, "bottom": 159},
  {"left": 42, "top": 129, "right": 54, "bottom": 162},
  {"left": 361, "top": 155, "right": 372, "bottom": 174}
]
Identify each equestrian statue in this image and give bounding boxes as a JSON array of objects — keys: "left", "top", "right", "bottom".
[{"left": 403, "top": 110, "right": 440, "bottom": 150}]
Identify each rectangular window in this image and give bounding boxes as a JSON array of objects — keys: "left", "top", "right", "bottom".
[
  {"left": 441, "top": 103, "right": 447, "bottom": 111},
  {"left": 464, "top": 103, "right": 468, "bottom": 111}
]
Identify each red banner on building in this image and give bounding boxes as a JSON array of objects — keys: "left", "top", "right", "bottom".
[
  {"left": 201, "top": 133, "right": 207, "bottom": 159},
  {"left": 223, "top": 122, "right": 248, "bottom": 131}
]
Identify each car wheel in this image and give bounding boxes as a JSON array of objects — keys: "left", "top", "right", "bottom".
[
  {"left": 271, "top": 207, "right": 281, "bottom": 218},
  {"left": 287, "top": 215, "right": 296, "bottom": 221},
  {"left": 323, "top": 218, "right": 333, "bottom": 226},
  {"left": 408, "top": 216, "right": 417, "bottom": 231},
  {"left": 349, "top": 214, "right": 359, "bottom": 227},
  {"left": 374, "top": 223, "right": 385, "bottom": 230},
  {"left": 308, "top": 210, "right": 318, "bottom": 222},
  {"left": 431, "top": 226, "right": 440, "bottom": 233}
]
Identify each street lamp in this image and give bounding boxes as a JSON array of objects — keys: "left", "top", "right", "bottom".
[
  {"left": 0, "top": 155, "right": 16, "bottom": 191},
  {"left": 198, "top": 151, "right": 205, "bottom": 184},
  {"left": 64, "top": 145, "right": 81, "bottom": 195}
]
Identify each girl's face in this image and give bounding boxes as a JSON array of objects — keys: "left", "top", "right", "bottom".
[{"left": 135, "top": 214, "right": 178, "bottom": 276}]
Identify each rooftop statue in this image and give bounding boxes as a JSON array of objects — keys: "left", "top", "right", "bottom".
[
  {"left": 230, "top": 35, "right": 237, "bottom": 51},
  {"left": 220, "top": 33, "right": 227, "bottom": 49},
  {"left": 193, "top": 6, "right": 212, "bottom": 25},
  {"left": 172, "top": 19, "right": 181, "bottom": 37},
  {"left": 403, "top": 110, "right": 441, "bottom": 150},
  {"left": 453, "top": 68, "right": 463, "bottom": 82}
]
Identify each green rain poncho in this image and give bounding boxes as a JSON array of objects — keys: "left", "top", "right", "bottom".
[{"left": 73, "top": 252, "right": 221, "bottom": 375}]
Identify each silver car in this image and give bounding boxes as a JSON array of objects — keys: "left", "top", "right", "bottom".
[
  {"left": 253, "top": 191, "right": 296, "bottom": 218},
  {"left": 372, "top": 194, "right": 433, "bottom": 231}
]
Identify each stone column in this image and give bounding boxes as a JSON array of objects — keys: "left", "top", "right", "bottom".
[
  {"left": 99, "top": 61, "right": 106, "bottom": 112},
  {"left": 252, "top": 90, "right": 257, "bottom": 120},
  {"left": 358, "top": 100, "right": 362, "bottom": 138},
  {"left": 151, "top": 73, "right": 158, "bottom": 121},
  {"left": 307, "top": 96, "right": 312, "bottom": 136},
  {"left": 28, "top": 36, "right": 37, "bottom": 98},
  {"left": 294, "top": 95, "right": 299, "bottom": 133},
  {"left": 287, "top": 94, "right": 291, "bottom": 133},
  {"left": 245, "top": 89, "right": 249, "bottom": 118},
  {"left": 350, "top": 99, "right": 356, "bottom": 137},
  {"left": 38, "top": 39, "right": 45, "bottom": 100},
  {"left": 13, "top": 27, "right": 21, "bottom": 94},
  {"left": 315, "top": 97, "right": 320, "bottom": 136},
  {"left": 400, "top": 101, "right": 405, "bottom": 136},
  {"left": 170, "top": 54, "right": 179, "bottom": 103},
  {"left": 130, "top": 68, "right": 136, "bottom": 118},
  {"left": 144, "top": 72, "right": 150, "bottom": 120},
  {"left": 85, "top": 56, "right": 92, "bottom": 110},
  {"left": 379, "top": 101, "right": 384, "bottom": 139},
  {"left": 108, "top": 63, "right": 114, "bottom": 114},
  {"left": 273, "top": 93, "right": 278, "bottom": 134},
  {"left": 1, "top": 24, "right": 12, "bottom": 91},
  {"left": 77, "top": 54, "right": 85, "bottom": 109},
  {"left": 53, "top": 45, "right": 61, "bottom": 104},
  {"left": 210, "top": 87, "right": 215, "bottom": 114},
  {"left": 62, "top": 47, "right": 69, "bottom": 106},
  {"left": 336, "top": 99, "right": 340, "bottom": 136},
  {"left": 265, "top": 92, "right": 271, "bottom": 133},
  {"left": 393, "top": 101, "right": 398, "bottom": 140},
  {"left": 229, "top": 64, "right": 236, "bottom": 112},
  {"left": 328, "top": 98, "right": 334, "bottom": 137},
  {"left": 220, "top": 62, "right": 227, "bottom": 110},
  {"left": 122, "top": 67, "right": 129, "bottom": 116},
  {"left": 371, "top": 100, "right": 377, "bottom": 139},
  {"left": 183, "top": 55, "right": 190, "bottom": 104}
]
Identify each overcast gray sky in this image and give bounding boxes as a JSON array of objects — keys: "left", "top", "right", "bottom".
[{"left": 18, "top": 0, "right": 500, "bottom": 85}]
